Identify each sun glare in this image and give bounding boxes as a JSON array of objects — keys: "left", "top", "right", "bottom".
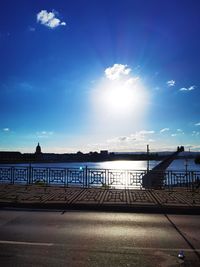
[
  {"left": 96, "top": 78, "right": 148, "bottom": 116},
  {"left": 90, "top": 65, "right": 150, "bottom": 135},
  {"left": 104, "top": 83, "right": 133, "bottom": 113}
]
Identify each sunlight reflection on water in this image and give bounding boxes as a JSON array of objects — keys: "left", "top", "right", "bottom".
[
  {"left": 1, "top": 160, "right": 159, "bottom": 170},
  {"left": 97, "top": 160, "right": 158, "bottom": 170},
  {"left": 1, "top": 159, "right": 200, "bottom": 171}
]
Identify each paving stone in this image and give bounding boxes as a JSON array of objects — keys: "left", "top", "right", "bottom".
[
  {"left": 152, "top": 190, "right": 191, "bottom": 206},
  {"left": 44, "top": 188, "right": 84, "bottom": 204},
  {"left": 176, "top": 191, "right": 200, "bottom": 206},
  {"left": 128, "top": 190, "right": 157, "bottom": 206},
  {"left": 102, "top": 189, "right": 127, "bottom": 205},
  {"left": 73, "top": 189, "right": 106, "bottom": 204},
  {"left": 0, "top": 184, "right": 199, "bottom": 208}
]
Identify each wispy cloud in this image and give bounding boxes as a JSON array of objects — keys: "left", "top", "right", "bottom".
[
  {"left": 36, "top": 131, "right": 54, "bottom": 138},
  {"left": 19, "top": 82, "right": 33, "bottom": 91},
  {"left": 171, "top": 133, "right": 177, "bottom": 137},
  {"left": 138, "top": 130, "right": 155, "bottom": 135},
  {"left": 171, "top": 129, "right": 184, "bottom": 136},
  {"left": 177, "top": 129, "right": 184, "bottom": 134},
  {"left": 192, "top": 131, "right": 200, "bottom": 136},
  {"left": 166, "top": 80, "right": 175, "bottom": 87},
  {"left": 179, "top": 85, "right": 196, "bottom": 92},
  {"left": 37, "top": 10, "right": 66, "bottom": 29},
  {"left": 160, "top": 128, "right": 170, "bottom": 133},
  {"left": 105, "top": 64, "right": 131, "bottom": 80},
  {"left": 3, "top": 128, "right": 10, "bottom": 132},
  {"left": 107, "top": 130, "right": 155, "bottom": 144},
  {"left": 195, "top": 122, "right": 200, "bottom": 126},
  {"left": 28, "top": 26, "right": 36, "bottom": 32},
  {"left": 105, "top": 131, "right": 156, "bottom": 152}
]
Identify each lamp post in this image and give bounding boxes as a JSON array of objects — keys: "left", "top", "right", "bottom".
[
  {"left": 184, "top": 158, "right": 188, "bottom": 187},
  {"left": 147, "top": 144, "right": 150, "bottom": 172},
  {"left": 185, "top": 158, "right": 188, "bottom": 173}
]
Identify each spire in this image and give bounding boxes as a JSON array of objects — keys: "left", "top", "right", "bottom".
[{"left": 35, "top": 143, "right": 42, "bottom": 154}]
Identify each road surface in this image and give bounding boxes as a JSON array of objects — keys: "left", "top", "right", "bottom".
[{"left": 0, "top": 209, "right": 199, "bottom": 266}]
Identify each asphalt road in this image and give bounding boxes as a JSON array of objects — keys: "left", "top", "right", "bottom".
[{"left": 0, "top": 209, "right": 200, "bottom": 267}]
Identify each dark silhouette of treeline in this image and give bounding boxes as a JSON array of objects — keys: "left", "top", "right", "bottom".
[
  {"left": 195, "top": 156, "right": 200, "bottom": 164},
  {"left": 0, "top": 150, "right": 170, "bottom": 164}
]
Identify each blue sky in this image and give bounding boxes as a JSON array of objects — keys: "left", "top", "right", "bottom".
[{"left": 0, "top": 0, "right": 200, "bottom": 153}]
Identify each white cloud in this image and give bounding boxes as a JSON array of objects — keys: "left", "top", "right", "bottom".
[
  {"left": 171, "top": 129, "right": 184, "bottom": 136},
  {"left": 177, "top": 129, "right": 184, "bottom": 134},
  {"left": 167, "top": 80, "right": 175, "bottom": 87},
  {"left": 3, "top": 128, "right": 10, "bottom": 132},
  {"left": 192, "top": 131, "right": 200, "bottom": 136},
  {"left": 107, "top": 131, "right": 155, "bottom": 144},
  {"left": 61, "top": 22, "right": 66, "bottom": 26},
  {"left": 37, "top": 10, "right": 66, "bottom": 29},
  {"left": 107, "top": 136, "right": 131, "bottom": 143},
  {"left": 124, "top": 77, "right": 140, "bottom": 86},
  {"left": 179, "top": 85, "right": 196, "bottom": 92},
  {"left": 118, "top": 136, "right": 129, "bottom": 142},
  {"left": 171, "top": 133, "right": 177, "bottom": 137},
  {"left": 188, "top": 85, "right": 196, "bottom": 91},
  {"left": 104, "top": 131, "right": 159, "bottom": 152},
  {"left": 29, "top": 27, "right": 36, "bottom": 32},
  {"left": 160, "top": 128, "right": 169, "bottom": 133},
  {"left": 36, "top": 131, "right": 54, "bottom": 138},
  {"left": 105, "top": 64, "right": 131, "bottom": 80},
  {"left": 195, "top": 122, "right": 200, "bottom": 126},
  {"left": 138, "top": 130, "right": 155, "bottom": 135},
  {"left": 185, "top": 144, "right": 200, "bottom": 151}
]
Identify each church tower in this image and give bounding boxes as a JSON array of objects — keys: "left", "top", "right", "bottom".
[{"left": 35, "top": 143, "right": 42, "bottom": 154}]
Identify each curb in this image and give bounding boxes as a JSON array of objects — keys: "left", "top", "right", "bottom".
[{"left": 1, "top": 202, "right": 200, "bottom": 215}]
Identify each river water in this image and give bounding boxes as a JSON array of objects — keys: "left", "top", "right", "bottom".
[
  {"left": 0, "top": 160, "right": 158, "bottom": 170},
  {"left": 0, "top": 159, "right": 200, "bottom": 171}
]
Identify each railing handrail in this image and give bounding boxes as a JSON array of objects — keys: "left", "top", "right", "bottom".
[
  {"left": 1, "top": 165, "right": 200, "bottom": 171},
  {"left": 0, "top": 165, "right": 200, "bottom": 190}
]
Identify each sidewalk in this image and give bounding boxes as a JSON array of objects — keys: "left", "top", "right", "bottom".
[{"left": 0, "top": 184, "right": 200, "bottom": 214}]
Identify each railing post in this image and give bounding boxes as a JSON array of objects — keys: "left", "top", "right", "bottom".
[
  {"left": 107, "top": 169, "right": 109, "bottom": 188},
  {"left": 28, "top": 164, "right": 32, "bottom": 184},
  {"left": 47, "top": 168, "right": 50, "bottom": 186},
  {"left": 11, "top": 167, "right": 14, "bottom": 184},
  {"left": 171, "top": 171, "right": 173, "bottom": 190},
  {"left": 64, "top": 168, "right": 67, "bottom": 187},
  {"left": 191, "top": 171, "right": 194, "bottom": 192},
  {"left": 125, "top": 170, "right": 128, "bottom": 189},
  {"left": 66, "top": 168, "right": 69, "bottom": 187},
  {"left": 85, "top": 166, "right": 88, "bottom": 188}
]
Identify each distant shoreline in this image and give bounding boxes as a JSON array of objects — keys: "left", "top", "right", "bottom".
[{"left": 0, "top": 150, "right": 199, "bottom": 164}]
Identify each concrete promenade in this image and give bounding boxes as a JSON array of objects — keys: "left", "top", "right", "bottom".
[{"left": 0, "top": 184, "right": 200, "bottom": 214}]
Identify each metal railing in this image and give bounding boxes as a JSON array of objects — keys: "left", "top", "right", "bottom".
[{"left": 0, "top": 166, "right": 200, "bottom": 190}]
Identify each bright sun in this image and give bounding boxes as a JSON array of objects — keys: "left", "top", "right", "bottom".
[
  {"left": 104, "top": 84, "right": 133, "bottom": 112},
  {"left": 97, "top": 78, "right": 148, "bottom": 116},
  {"left": 90, "top": 64, "right": 150, "bottom": 134}
]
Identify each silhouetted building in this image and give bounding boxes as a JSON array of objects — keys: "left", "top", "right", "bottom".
[
  {"left": 177, "top": 146, "right": 184, "bottom": 152},
  {"left": 0, "top": 151, "right": 22, "bottom": 162},
  {"left": 100, "top": 150, "right": 108, "bottom": 156},
  {"left": 35, "top": 143, "right": 42, "bottom": 155}
]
